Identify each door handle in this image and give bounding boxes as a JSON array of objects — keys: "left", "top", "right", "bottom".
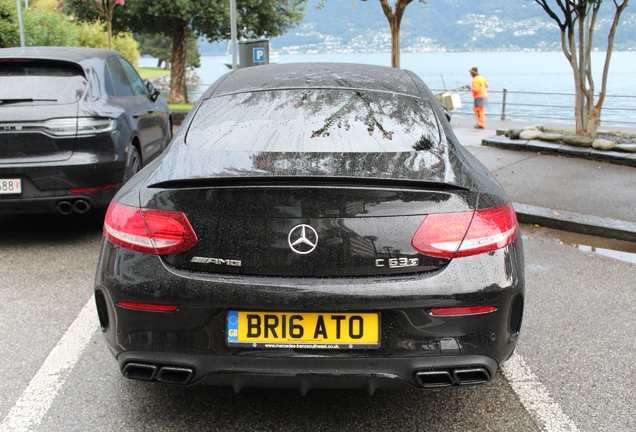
[{"left": 133, "top": 110, "right": 155, "bottom": 119}]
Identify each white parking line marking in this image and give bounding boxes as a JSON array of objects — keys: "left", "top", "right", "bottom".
[
  {"left": 1, "top": 298, "right": 98, "bottom": 431},
  {"left": 502, "top": 353, "right": 579, "bottom": 432}
]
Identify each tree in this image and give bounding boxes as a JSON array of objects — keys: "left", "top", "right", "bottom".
[
  {"left": 23, "top": 8, "right": 77, "bottom": 47},
  {"left": 120, "top": 0, "right": 306, "bottom": 104},
  {"left": 319, "top": 0, "right": 426, "bottom": 68},
  {"left": 0, "top": 0, "right": 20, "bottom": 47},
  {"left": 60, "top": 0, "right": 125, "bottom": 49},
  {"left": 136, "top": 33, "right": 201, "bottom": 69},
  {"left": 370, "top": 0, "right": 426, "bottom": 68},
  {"left": 75, "top": 21, "right": 140, "bottom": 64},
  {"left": 533, "top": 0, "right": 629, "bottom": 136},
  {"left": 1, "top": 1, "right": 79, "bottom": 48}
]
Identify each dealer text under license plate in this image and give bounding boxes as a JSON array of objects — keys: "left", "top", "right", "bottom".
[{"left": 227, "top": 310, "right": 380, "bottom": 349}]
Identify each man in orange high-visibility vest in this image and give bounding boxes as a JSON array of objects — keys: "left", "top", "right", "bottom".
[{"left": 469, "top": 67, "right": 489, "bottom": 129}]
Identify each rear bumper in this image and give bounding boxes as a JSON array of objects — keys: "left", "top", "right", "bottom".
[
  {"left": 0, "top": 149, "right": 125, "bottom": 214},
  {"left": 0, "top": 191, "right": 116, "bottom": 214},
  {"left": 116, "top": 351, "right": 499, "bottom": 393},
  {"left": 95, "top": 238, "right": 525, "bottom": 391}
]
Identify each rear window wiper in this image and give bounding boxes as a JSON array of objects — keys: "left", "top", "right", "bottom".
[{"left": 0, "top": 98, "right": 58, "bottom": 104}]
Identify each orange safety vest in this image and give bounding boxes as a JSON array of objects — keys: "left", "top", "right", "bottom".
[{"left": 471, "top": 75, "right": 489, "bottom": 99}]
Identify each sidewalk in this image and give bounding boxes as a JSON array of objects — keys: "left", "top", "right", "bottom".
[{"left": 450, "top": 116, "right": 636, "bottom": 242}]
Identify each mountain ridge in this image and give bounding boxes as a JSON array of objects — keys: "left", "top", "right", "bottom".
[{"left": 200, "top": 0, "right": 636, "bottom": 54}]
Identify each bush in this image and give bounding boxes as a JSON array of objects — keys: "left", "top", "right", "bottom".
[
  {"left": 23, "top": 8, "right": 77, "bottom": 47},
  {"left": 0, "top": 0, "right": 20, "bottom": 47},
  {"left": 75, "top": 22, "right": 140, "bottom": 65}
]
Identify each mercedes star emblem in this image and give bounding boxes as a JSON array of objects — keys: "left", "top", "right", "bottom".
[{"left": 288, "top": 224, "right": 318, "bottom": 255}]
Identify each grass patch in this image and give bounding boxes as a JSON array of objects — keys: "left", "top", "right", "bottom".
[
  {"left": 139, "top": 67, "right": 170, "bottom": 79},
  {"left": 168, "top": 104, "right": 193, "bottom": 111},
  {"left": 545, "top": 127, "right": 576, "bottom": 134}
]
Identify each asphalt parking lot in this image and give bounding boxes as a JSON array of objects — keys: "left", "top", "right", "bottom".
[{"left": 0, "top": 214, "right": 634, "bottom": 431}]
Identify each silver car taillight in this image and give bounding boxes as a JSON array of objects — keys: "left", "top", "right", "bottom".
[{"left": 43, "top": 117, "right": 116, "bottom": 136}]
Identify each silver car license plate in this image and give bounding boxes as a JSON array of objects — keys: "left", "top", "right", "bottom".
[{"left": 0, "top": 179, "right": 21, "bottom": 194}]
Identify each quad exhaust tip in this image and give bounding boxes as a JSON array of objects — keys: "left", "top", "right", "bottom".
[
  {"left": 414, "top": 370, "right": 454, "bottom": 388},
  {"left": 453, "top": 367, "right": 491, "bottom": 385},
  {"left": 156, "top": 366, "right": 195, "bottom": 384},
  {"left": 120, "top": 363, "right": 488, "bottom": 388},
  {"left": 122, "top": 362, "right": 194, "bottom": 385},
  {"left": 56, "top": 201, "right": 73, "bottom": 215},
  {"left": 414, "top": 367, "right": 490, "bottom": 389},
  {"left": 73, "top": 199, "right": 91, "bottom": 214},
  {"left": 55, "top": 199, "right": 92, "bottom": 215}
]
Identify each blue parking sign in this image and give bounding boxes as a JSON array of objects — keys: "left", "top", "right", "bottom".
[{"left": 253, "top": 47, "right": 265, "bottom": 63}]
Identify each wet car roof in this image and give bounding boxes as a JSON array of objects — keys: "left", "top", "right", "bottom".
[
  {"left": 0, "top": 46, "right": 119, "bottom": 67},
  {"left": 209, "top": 62, "right": 426, "bottom": 98}
]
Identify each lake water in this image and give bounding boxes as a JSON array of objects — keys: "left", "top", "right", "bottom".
[{"left": 141, "top": 51, "right": 636, "bottom": 125}]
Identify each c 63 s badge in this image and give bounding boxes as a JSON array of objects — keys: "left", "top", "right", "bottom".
[
  {"left": 375, "top": 257, "right": 419, "bottom": 268},
  {"left": 190, "top": 256, "right": 242, "bottom": 267}
]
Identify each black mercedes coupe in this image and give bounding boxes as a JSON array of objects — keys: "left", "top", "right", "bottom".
[
  {"left": 94, "top": 62, "right": 524, "bottom": 393},
  {"left": 0, "top": 47, "right": 171, "bottom": 215}
]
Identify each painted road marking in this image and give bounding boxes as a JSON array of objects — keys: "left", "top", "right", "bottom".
[
  {"left": 502, "top": 353, "right": 579, "bottom": 432},
  {"left": 0, "top": 298, "right": 98, "bottom": 431}
]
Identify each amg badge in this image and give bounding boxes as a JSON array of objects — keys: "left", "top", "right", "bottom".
[{"left": 190, "top": 257, "right": 242, "bottom": 267}]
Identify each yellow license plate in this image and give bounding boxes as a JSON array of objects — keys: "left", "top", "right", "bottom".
[{"left": 227, "top": 310, "right": 380, "bottom": 349}]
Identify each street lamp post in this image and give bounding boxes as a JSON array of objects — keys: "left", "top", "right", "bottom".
[
  {"left": 16, "top": 0, "right": 26, "bottom": 47},
  {"left": 230, "top": 0, "right": 238, "bottom": 70}
]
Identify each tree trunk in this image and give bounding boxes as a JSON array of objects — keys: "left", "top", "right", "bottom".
[
  {"left": 390, "top": 19, "right": 400, "bottom": 68},
  {"left": 379, "top": 0, "right": 411, "bottom": 69},
  {"left": 102, "top": 0, "right": 115, "bottom": 50},
  {"left": 571, "top": 65, "right": 586, "bottom": 135},
  {"left": 170, "top": 20, "right": 189, "bottom": 104},
  {"left": 107, "top": 20, "right": 113, "bottom": 50},
  {"left": 586, "top": 105, "right": 601, "bottom": 136}
]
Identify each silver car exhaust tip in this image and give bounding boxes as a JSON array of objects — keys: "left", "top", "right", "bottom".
[
  {"left": 55, "top": 201, "right": 74, "bottom": 215},
  {"left": 73, "top": 199, "right": 91, "bottom": 214}
]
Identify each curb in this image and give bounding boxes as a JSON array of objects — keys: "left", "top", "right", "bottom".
[
  {"left": 513, "top": 203, "right": 636, "bottom": 243},
  {"left": 482, "top": 136, "right": 636, "bottom": 167}
]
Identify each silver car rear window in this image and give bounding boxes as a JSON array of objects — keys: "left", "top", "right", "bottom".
[{"left": 0, "top": 60, "right": 87, "bottom": 104}]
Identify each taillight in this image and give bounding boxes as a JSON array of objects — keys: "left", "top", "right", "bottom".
[
  {"left": 116, "top": 301, "right": 179, "bottom": 312},
  {"left": 411, "top": 202, "right": 518, "bottom": 259},
  {"left": 70, "top": 184, "right": 118, "bottom": 194},
  {"left": 104, "top": 201, "right": 198, "bottom": 255},
  {"left": 429, "top": 305, "right": 497, "bottom": 316},
  {"left": 44, "top": 117, "right": 116, "bottom": 137}
]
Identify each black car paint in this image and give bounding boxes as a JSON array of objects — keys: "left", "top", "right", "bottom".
[
  {"left": 95, "top": 239, "right": 523, "bottom": 390},
  {"left": 95, "top": 63, "right": 524, "bottom": 392},
  {"left": 0, "top": 47, "right": 171, "bottom": 214},
  {"left": 148, "top": 185, "right": 470, "bottom": 276}
]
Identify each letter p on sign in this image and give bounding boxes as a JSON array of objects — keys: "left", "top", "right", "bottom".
[{"left": 253, "top": 48, "right": 265, "bottom": 63}]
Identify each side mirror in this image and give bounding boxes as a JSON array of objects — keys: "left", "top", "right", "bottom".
[{"left": 146, "top": 81, "right": 161, "bottom": 102}]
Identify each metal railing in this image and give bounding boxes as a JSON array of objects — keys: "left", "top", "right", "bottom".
[{"left": 431, "top": 88, "right": 636, "bottom": 127}]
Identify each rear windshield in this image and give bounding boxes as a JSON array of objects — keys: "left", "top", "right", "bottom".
[
  {"left": 0, "top": 59, "right": 87, "bottom": 104},
  {"left": 186, "top": 89, "right": 443, "bottom": 152}
]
